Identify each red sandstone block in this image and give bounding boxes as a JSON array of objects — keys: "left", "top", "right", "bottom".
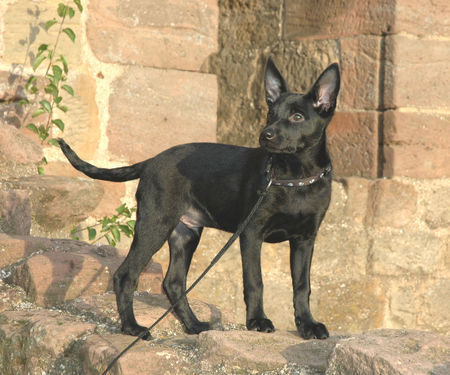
[
  {"left": 383, "top": 110, "right": 449, "bottom": 178},
  {"left": 327, "top": 111, "right": 379, "bottom": 178}
]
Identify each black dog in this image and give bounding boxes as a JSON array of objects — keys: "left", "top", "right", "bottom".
[{"left": 59, "top": 57, "right": 340, "bottom": 340}]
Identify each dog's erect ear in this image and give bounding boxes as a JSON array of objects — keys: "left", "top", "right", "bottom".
[
  {"left": 310, "top": 63, "right": 340, "bottom": 116},
  {"left": 265, "top": 57, "right": 288, "bottom": 106}
]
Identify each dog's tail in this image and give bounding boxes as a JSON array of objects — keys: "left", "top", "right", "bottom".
[{"left": 58, "top": 138, "right": 145, "bottom": 182}]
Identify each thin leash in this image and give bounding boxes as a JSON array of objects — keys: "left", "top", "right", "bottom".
[{"left": 101, "top": 175, "right": 273, "bottom": 375}]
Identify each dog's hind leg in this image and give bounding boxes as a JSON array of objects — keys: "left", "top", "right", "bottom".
[
  {"left": 113, "top": 204, "right": 173, "bottom": 340},
  {"left": 164, "top": 221, "right": 210, "bottom": 334}
]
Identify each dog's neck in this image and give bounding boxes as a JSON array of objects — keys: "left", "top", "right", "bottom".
[{"left": 268, "top": 136, "right": 331, "bottom": 180}]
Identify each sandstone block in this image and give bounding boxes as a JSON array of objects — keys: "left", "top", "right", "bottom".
[
  {"left": 87, "top": 0, "right": 218, "bottom": 71},
  {"left": 0, "top": 309, "right": 95, "bottom": 374},
  {"left": 80, "top": 333, "right": 195, "bottom": 375},
  {"left": 384, "top": 36, "right": 450, "bottom": 110},
  {"left": 107, "top": 66, "right": 217, "bottom": 164},
  {"left": 0, "top": 233, "right": 54, "bottom": 268},
  {"left": 394, "top": 0, "right": 450, "bottom": 37},
  {"left": 0, "top": 189, "right": 31, "bottom": 235},
  {"left": 284, "top": 0, "right": 394, "bottom": 40},
  {"left": 0, "top": 124, "right": 42, "bottom": 179},
  {"left": 4, "top": 175, "right": 104, "bottom": 231},
  {"left": 199, "top": 330, "right": 343, "bottom": 373},
  {"left": 6, "top": 243, "right": 163, "bottom": 307},
  {"left": 340, "top": 177, "right": 372, "bottom": 225},
  {"left": 370, "top": 231, "right": 446, "bottom": 276},
  {"left": 326, "top": 329, "right": 450, "bottom": 375},
  {"left": 312, "top": 278, "right": 385, "bottom": 334},
  {"left": 0, "top": 70, "right": 28, "bottom": 128},
  {"left": 327, "top": 111, "right": 379, "bottom": 178},
  {"left": 339, "top": 36, "right": 381, "bottom": 110},
  {"left": 3, "top": 0, "right": 82, "bottom": 66},
  {"left": 423, "top": 185, "right": 450, "bottom": 229},
  {"left": 367, "top": 179, "right": 418, "bottom": 227},
  {"left": 383, "top": 111, "right": 450, "bottom": 178}
]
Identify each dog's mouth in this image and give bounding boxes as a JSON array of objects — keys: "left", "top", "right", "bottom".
[{"left": 260, "top": 142, "right": 298, "bottom": 154}]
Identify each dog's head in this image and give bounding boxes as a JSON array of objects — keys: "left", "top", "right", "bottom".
[{"left": 259, "top": 58, "right": 340, "bottom": 154}]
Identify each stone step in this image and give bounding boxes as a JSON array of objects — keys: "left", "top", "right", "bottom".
[
  {"left": 2, "top": 175, "right": 104, "bottom": 232},
  {"left": 1, "top": 234, "right": 163, "bottom": 307}
]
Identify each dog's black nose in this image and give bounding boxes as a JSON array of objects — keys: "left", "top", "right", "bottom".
[{"left": 262, "top": 129, "right": 275, "bottom": 140}]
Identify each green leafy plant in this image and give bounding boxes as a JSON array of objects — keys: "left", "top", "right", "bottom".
[
  {"left": 71, "top": 203, "right": 136, "bottom": 247},
  {"left": 19, "top": 1, "right": 83, "bottom": 173}
]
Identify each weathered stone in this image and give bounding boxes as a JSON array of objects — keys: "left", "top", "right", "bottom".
[
  {"left": 0, "top": 189, "right": 31, "bottom": 235},
  {"left": 43, "top": 161, "right": 127, "bottom": 219},
  {"left": 4, "top": 175, "right": 104, "bottom": 231},
  {"left": 284, "top": 0, "right": 394, "bottom": 39},
  {"left": 325, "top": 329, "right": 450, "bottom": 375},
  {"left": 423, "top": 185, "right": 450, "bottom": 229},
  {"left": 394, "top": 0, "right": 450, "bottom": 37},
  {"left": 327, "top": 111, "right": 379, "bottom": 178},
  {"left": 0, "top": 124, "right": 42, "bottom": 179},
  {"left": 199, "top": 329, "right": 343, "bottom": 373},
  {"left": 370, "top": 230, "right": 446, "bottom": 276},
  {"left": 0, "top": 233, "right": 55, "bottom": 268},
  {"left": 313, "top": 278, "right": 385, "bottom": 334},
  {"left": 87, "top": 0, "right": 218, "bottom": 71},
  {"left": 383, "top": 111, "right": 450, "bottom": 178},
  {"left": 0, "top": 70, "right": 28, "bottom": 128},
  {"left": 107, "top": 66, "right": 217, "bottom": 164},
  {"left": 384, "top": 35, "right": 450, "bottom": 110},
  {"left": 339, "top": 36, "right": 381, "bottom": 110},
  {"left": 80, "top": 333, "right": 196, "bottom": 375},
  {"left": 0, "top": 309, "right": 95, "bottom": 375},
  {"left": 54, "top": 72, "right": 101, "bottom": 160},
  {"left": 6, "top": 242, "right": 163, "bottom": 307},
  {"left": 339, "top": 177, "right": 372, "bottom": 225},
  {"left": 0, "top": 279, "right": 28, "bottom": 313},
  {"left": 65, "top": 292, "right": 231, "bottom": 337},
  {"left": 3, "top": 0, "right": 82, "bottom": 65},
  {"left": 367, "top": 179, "right": 418, "bottom": 227},
  {"left": 418, "top": 278, "right": 450, "bottom": 334}
]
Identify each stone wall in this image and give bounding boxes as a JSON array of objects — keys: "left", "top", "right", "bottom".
[{"left": 0, "top": 0, "right": 449, "bottom": 338}]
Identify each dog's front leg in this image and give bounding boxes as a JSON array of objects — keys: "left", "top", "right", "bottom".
[
  {"left": 289, "top": 237, "right": 329, "bottom": 339},
  {"left": 240, "top": 231, "right": 275, "bottom": 332}
]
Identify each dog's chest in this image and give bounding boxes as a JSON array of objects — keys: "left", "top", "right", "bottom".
[{"left": 260, "top": 186, "right": 330, "bottom": 242}]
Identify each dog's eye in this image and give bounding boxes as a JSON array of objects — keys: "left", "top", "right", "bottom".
[{"left": 289, "top": 113, "right": 304, "bottom": 122}]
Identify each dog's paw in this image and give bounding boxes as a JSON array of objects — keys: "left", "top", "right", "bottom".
[
  {"left": 185, "top": 321, "right": 211, "bottom": 334},
  {"left": 247, "top": 318, "right": 275, "bottom": 333},
  {"left": 296, "top": 320, "right": 329, "bottom": 340},
  {"left": 122, "top": 324, "right": 152, "bottom": 341}
]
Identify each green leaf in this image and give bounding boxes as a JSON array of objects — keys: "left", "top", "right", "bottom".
[
  {"left": 59, "top": 55, "right": 68, "bottom": 74},
  {"left": 116, "top": 204, "right": 126, "bottom": 215},
  {"left": 68, "top": 6, "right": 75, "bottom": 19},
  {"left": 30, "top": 86, "right": 39, "bottom": 94},
  {"left": 73, "top": 0, "right": 83, "bottom": 12},
  {"left": 45, "top": 19, "right": 58, "bottom": 31},
  {"left": 17, "top": 99, "right": 30, "bottom": 106},
  {"left": 38, "top": 166, "right": 45, "bottom": 175},
  {"left": 32, "top": 108, "right": 46, "bottom": 118},
  {"left": 53, "top": 65, "right": 63, "bottom": 82},
  {"left": 55, "top": 96, "right": 63, "bottom": 104},
  {"left": 33, "top": 54, "right": 46, "bottom": 71},
  {"left": 45, "top": 83, "right": 58, "bottom": 96},
  {"left": 61, "top": 84, "right": 74, "bottom": 96},
  {"left": 111, "top": 227, "right": 121, "bottom": 242},
  {"left": 40, "top": 99, "right": 52, "bottom": 113},
  {"left": 26, "top": 123, "right": 39, "bottom": 134},
  {"left": 119, "top": 225, "right": 133, "bottom": 237},
  {"left": 127, "top": 220, "right": 136, "bottom": 230},
  {"left": 57, "top": 3, "right": 67, "bottom": 17},
  {"left": 52, "top": 119, "right": 65, "bottom": 131},
  {"left": 42, "top": 156, "right": 48, "bottom": 164},
  {"left": 38, "top": 43, "right": 48, "bottom": 52},
  {"left": 105, "top": 234, "right": 116, "bottom": 247},
  {"left": 25, "top": 76, "right": 36, "bottom": 90},
  {"left": 62, "top": 28, "right": 76, "bottom": 42},
  {"left": 88, "top": 227, "right": 97, "bottom": 241},
  {"left": 48, "top": 138, "right": 60, "bottom": 147},
  {"left": 58, "top": 104, "right": 68, "bottom": 112}
]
